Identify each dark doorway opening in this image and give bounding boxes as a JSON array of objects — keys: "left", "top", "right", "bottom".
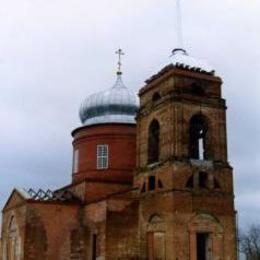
[
  {"left": 196, "top": 233, "right": 210, "bottom": 260},
  {"left": 92, "top": 234, "right": 97, "bottom": 260}
]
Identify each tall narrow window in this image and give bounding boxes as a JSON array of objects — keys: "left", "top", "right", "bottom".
[
  {"left": 199, "top": 172, "right": 208, "bottom": 188},
  {"left": 148, "top": 176, "right": 156, "bottom": 191},
  {"left": 92, "top": 234, "right": 97, "bottom": 260},
  {"left": 148, "top": 120, "right": 160, "bottom": 164},
  {"left": 186, "top": 175, "right": 194, "bottom": 188},
  {"left": 214, "top": 178, "right": 220, "bottom": 189},
  {"left": 189, "top": 115, "right": 209, "bottom": 160},
  {"left": 73, "top": 149, "right": 79, "bottom": 173},
  {"left": 97, "top": 145, "right": 109, "bottom": 169}
]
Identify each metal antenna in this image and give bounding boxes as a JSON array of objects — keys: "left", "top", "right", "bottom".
[
  {"left": 171, "top": 0, "right": 186, "bottom": 56},
  {"left": 115, "top": 48, "right": 125, "bottom": 75},
  {"left": 176, "top": 0, "right": 184, "bottom": 49}
]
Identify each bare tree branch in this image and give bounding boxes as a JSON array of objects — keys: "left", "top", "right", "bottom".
[{"left": 240, "top": 224, "right": 260, "bottom": 260}]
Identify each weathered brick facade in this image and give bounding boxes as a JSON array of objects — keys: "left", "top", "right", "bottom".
[{"left": 1, "top": 63, "right": 237, "bottom": 259}]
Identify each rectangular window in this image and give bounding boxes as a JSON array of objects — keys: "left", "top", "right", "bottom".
[
  {"left": 97, "top": 145, "right": 108, "bottom": 169},
  {"left": 73, "top": 149, "right": 79, "bottom": 173}
]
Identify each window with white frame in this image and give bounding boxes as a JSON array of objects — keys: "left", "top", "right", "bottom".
[
  {"left": 97, "top": 145, "right": 109, "bottom": 169},
  {"left": 73, "top": 149, "right": 79, "bottom": 173}
]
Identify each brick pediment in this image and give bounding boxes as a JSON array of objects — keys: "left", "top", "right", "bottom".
[{"left": 3, "top": 189, "right": 28, "bottom": 211}]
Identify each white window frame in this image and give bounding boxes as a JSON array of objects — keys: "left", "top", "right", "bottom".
[
  {"left": 73, "top": 149, "right": 79, "bottom": 173},
  {"left": 97, "top": 145, "right": 109, "bottom": 169}
]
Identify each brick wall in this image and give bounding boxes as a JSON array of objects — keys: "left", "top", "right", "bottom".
[{"left": 72, "top": 124, "right": 136, "bottom": 184}]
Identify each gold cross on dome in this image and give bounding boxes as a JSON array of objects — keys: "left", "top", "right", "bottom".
[{"left": 116, "top": 48, "right": 125, "bottom": 75}]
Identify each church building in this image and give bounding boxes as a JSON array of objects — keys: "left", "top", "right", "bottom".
[{"left": 1, "top": 47, "right": 238, "bottom": 259}]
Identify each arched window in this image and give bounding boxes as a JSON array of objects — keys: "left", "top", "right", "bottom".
[
  {"left": 186, "top": 172, "right": 220, "bottom": 190},
  {"left": 148, "top": 176, "right": 156, "bottom": 191},
  {"left": 191, "top": 83, "right": 205, "bottom": 96},
  {"left": 214, "top": 178, "right": 221, "bottom": 189},
  {"left": 141, "top": 183, "right": 146, "bottom": 193},
  {"left": 9, "top": 216, "right": 16, "bottom": 232},
  {"left": 199, "top": 172, "right": 208, "bottom": 188},
  {"left": 158, "top": 179, "right": 164, "bottom": 189},
  {"left": 152, "top": 92, "right": 161, "bottom": 102},
  {"left": 148, "top": 120, "right": 160, "bottom": 164},
  {"left": 6, "top": 216, "right": 20, "bottom": 260},
  {"left": 189, "top": 115, "right": 209, "bottom": 160},
  {"left": 186, "top": 175, "right": 194, "bottom": 188}
]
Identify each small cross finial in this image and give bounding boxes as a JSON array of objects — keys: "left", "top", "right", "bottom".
[{"left": 116, "top": 48, "right": 125, "bottom": 75}]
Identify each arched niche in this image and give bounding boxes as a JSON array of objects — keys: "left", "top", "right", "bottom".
[
  {"left": 152, "top": 92, "right": 161, "bottom": 102},
  {"left": 5, "top": 215, "right": 21, "bottom": 260},
  {"left": 148, "top": 119, "right": 160, "bottom": 164},
  {"left": 147, "top": 214, "right": 166, "bottom": 260},
  {"left": 188, "top": 213, "right": 224, "bottom": 260}
]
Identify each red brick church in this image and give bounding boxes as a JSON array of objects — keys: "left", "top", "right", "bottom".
[{"left": 1, "top": 48, "right": 238, "bottom": 259}]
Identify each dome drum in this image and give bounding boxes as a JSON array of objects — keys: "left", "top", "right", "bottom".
[{"left": 72, "top": 124, "right": 136, "bottom": 184}]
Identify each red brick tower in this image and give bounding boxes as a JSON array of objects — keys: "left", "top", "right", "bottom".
[{"left": 134, "top": 49, "right": 237, "bottom": 259}]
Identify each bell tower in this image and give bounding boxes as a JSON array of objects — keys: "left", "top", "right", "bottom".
[{"left": 134, "top": 49, "right": 237, "bottom": 259}]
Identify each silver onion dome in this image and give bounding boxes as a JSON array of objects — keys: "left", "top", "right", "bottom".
[{"left": 79, "top": 74, "right": 139, "bottom": 126}]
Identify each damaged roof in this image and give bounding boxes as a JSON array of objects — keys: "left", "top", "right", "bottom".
[{"left": 16, "top": 188, "right": 81, "bottom": 202}]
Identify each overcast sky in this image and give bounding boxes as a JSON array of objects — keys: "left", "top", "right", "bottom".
[{"left": 0, "top": 0, "right": 259, "bottom": 230}]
